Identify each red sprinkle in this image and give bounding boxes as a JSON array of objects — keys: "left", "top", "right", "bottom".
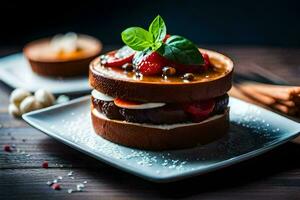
[
  {"left": 42, "top": 161, "right": 49, "bottom": 168},
  {"left": 51, "top": 183, "right": 61, "bottom": 190},
  {"left": 3, "top": 144, "right": 11, "bottom": 152}
]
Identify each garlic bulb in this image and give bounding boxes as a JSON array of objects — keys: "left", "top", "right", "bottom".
[
  {"left": 8, "top": 103, "right": 21, "bottom": 117},
  {"left": 10, "top": 88, "right": 31, "bottom": 106},
  {"left": 19, "top": 96, "right": 42, "bottom": 114},
  {"left": 34, "top": 89, "right": 55, "bottom": 107}
]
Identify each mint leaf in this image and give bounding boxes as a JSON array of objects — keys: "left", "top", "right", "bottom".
[
  {"left": 149, "top": 15, "right": 166, "bottom": 43},
  {"left": 157, "top": 35, "right": 204, "bottom": 65},
  {"left": 121, "top": 27, "right": 153, "bottom": 51},
  {"left": 151, "top": 41, "right": 163, "bottom": 51}
]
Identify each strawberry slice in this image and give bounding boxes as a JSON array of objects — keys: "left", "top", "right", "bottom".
[
  {"left": 114, "top": 98, "right": 142, "bottom": 108},
  {"left": 184, "top": 99, "right": 215, "bottom": 122},
  {"left": 114, "top": 98, "right": 165, "bottom": 109},
  {"left": 133, "top": 51, "right": 167, "bottom": 75},
  {"left": 103, "top": 46, "right": 135, "bottom": 68}
]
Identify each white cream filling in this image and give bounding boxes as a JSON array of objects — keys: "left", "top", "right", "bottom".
[
  {"left": 92, "top": 108, "right": 224, "bottom": 130},
  {"left": 92, "top": 89, "right": 114, "bottom": 101},
  {"left": 91, "top": 89, "right": 166, "bottom": 109},
  {"left": 114, "top": 101, "right": 166, "bottom": 110}
]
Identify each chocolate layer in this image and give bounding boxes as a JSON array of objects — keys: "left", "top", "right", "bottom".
[{"left": 92, "top": 94, "right": 229, "bottom": 124}]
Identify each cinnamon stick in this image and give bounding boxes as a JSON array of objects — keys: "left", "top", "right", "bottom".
[
  {"left": 228, "top": 86, "right": 258, "bottom": 104},
  {"left": 271, "top": 103, "right": 298, "bottom": 115},
  {"left": 241, "top": 82, "right": 300, "bottom": 101},
  {"left": 236, "top": 84, "right": 276, "bottom": 105},
  {"left": 277, "top": 100, "right": 296, "bottom": 107},
  {"left": 230, "top": 84, "right": 299, "bottom": 116}
]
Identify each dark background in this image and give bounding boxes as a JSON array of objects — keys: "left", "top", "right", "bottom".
[{"left": 0, "top": 0, "right": 300, "bottom": 47}]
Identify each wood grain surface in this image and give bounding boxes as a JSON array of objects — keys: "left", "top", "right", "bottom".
[{"left": 1, "top": 46, "right": 300, "bottom": 200}]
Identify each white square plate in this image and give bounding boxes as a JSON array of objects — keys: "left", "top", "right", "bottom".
[{"left": 23, "top": 96, "right": 300, "bottom": 182}]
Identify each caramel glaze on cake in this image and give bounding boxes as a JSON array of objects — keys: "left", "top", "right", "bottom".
[{"left": 89, "top": 48, "right": 233, "bottom": 103}]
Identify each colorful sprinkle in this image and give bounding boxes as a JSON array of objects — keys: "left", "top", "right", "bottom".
[
  {"left": 68, "top": 189, "right": 73, "bottom": 193},
  {"left": 3, "top": 144, "right": 11, "bottom": 152},
  {"left": 42, "top": 161, "right": 49, "bottom": 168},
  {"left": 51, "top": 183, "right": 61, "bottom": 190}
]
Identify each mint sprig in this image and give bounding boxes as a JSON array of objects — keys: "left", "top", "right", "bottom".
[
  {"left": 122, "top": 15, "right": 165, "bottom": 51},
  {"left": 121, "top": 15, "right": 203, "bottom": 65}
]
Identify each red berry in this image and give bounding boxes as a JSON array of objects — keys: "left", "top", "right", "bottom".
[
  {"left": 163, "top": 34, "right": 171, "bottom": 43},
  {"left": 3, "top": 144, "right": 11, "bottom": 152},
  {"left": 184, "top": 99, "right": 215, "bottom": 122},
  {"left": 103, "top": 46, "right": 135, "bottom": 68},
  {"left": 51, "top": 183, "right": 61, "bottom": 190},
  {"left": 42, "top": 161, "right": 49, "bottom": 168},
  {"left": 139, "top": 61, "right": 163, "bottom": 75},
  {"left": 136, "top": 52, "right": 167, "bottom": 75},
  {"left": 202, "top": 53, "right": 211, "bottom": 70}
]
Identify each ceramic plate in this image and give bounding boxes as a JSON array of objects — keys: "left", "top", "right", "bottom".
[
  {"left": 23, "top": 96, "right": 300, "bottom": 182},
  {"left": 0, "top": 53, "right": 90, "bottom": 94}
]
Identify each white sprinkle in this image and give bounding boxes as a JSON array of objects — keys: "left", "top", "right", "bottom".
[
  {"left": 53, "top": 179, "right": 58, "bottom": 183},
  {"left": 77, "top": 183, "right": 85, "bottom": 191},
  {"left": 56, "top": 95, "right": 70, "bottom": 104},
  {"left": 70, "top": 177, "right": 74, "bottom": 179},
  {"left": 83, "top": 181, "right": 87, "bottom": 184},
  {"left": 68, "top": 189, "right": 73, "bottom": 193},
  {"left": 58, "top": 176, "right": 63, "bottom": 180},
  {"left": 46, "top": 181, "right": 53, "bottom": 186},
  {"left": 67, "top": 171, "right": 73, "bottom": 176}
]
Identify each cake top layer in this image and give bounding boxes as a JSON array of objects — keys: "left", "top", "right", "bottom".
[{"left": 91, "top": 48, "right": 233, "bottom": 84}]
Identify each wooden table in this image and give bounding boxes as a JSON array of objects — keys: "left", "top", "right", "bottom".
[{"left": 1, "top": 46, "right": 300, "bottom": 200}]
